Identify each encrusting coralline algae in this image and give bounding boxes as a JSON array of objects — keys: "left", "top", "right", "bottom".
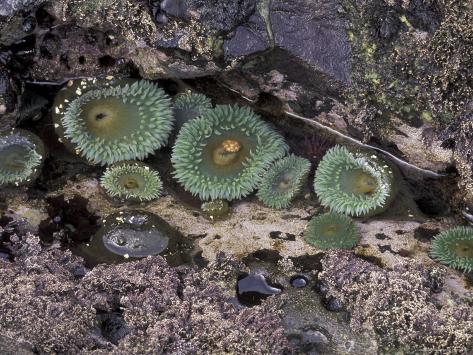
[
  {"left": 319, "top": 251, "right": 473, "bottom": 353},
  {"left": 0, "top": 234, "right": 290, "bottom": 354}
]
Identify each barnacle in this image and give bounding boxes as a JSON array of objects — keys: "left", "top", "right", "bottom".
[
  {"left": 314, "top": 145, "right": 395, "bottom": 217},
  {"left": 100, "top": 161, "right": 163, "bottom": 202},
  {"left": 430, "top": 227, "right": 473, "bottom": 273},
  {"left": 304, "top": 212, "right": 360, "bottom": 250},
  {"left": 0, "top": 129, "right": 45, "bottom": 186},
  {"left": 257, "top": 155, "right": 311, "bottom": 209},
  {"left": 173, "top": 91, "right": 212, "bottom": 131},
  {"left": 53, "top": 77, "right": 173, "bottom": 165},
  {"left": 171, "top": 104, "right": 288, "bottom": 200}
]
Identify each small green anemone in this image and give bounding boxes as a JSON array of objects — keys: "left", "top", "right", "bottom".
[
  {"left": 173, "top": 91, "right": 212, "bottom": 130},
  {"left": 314, "top": 145, "right": 395, "bottom": 217},
  {"left": 100, "top": 161, "right": 163, "bottom": 202},
  {"left": 304, "top": 212, "right": 360, "bottom": 250},
  {"left": 54, "top": 78, "right": 173, "bottom": 165},
  {"left": 171, "top": 104, "right": 288, "bottom": 201},
  {"left": 257, "top": 155, "right": 311, "bottom": 209},
  {"left": 430, "top": 227, "right": 473, "bottom": 273},
  {"left": 0, "top": 129, "right": 45, "bottom": 186}
]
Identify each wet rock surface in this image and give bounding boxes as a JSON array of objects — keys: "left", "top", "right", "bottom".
[
  {"left": 319, "top": 251, "right": 473, "bottom": 353},
  {"left": 0, "top": 235, "right": 291, "bottom": 354},
  {"left": 1, "top": 0, "right": 473, "bottom": 353}
]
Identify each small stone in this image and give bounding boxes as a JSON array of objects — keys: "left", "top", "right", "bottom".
[
  {"left": 323, "top": 296, "right": 343, "bottom": 312},
  {"left": 302, "top": 330, "right": 329, "bottom": 345},
  {"left": 290, "top": 275, "right": 308, "bottom": 288},
  {"left": 313, "top": 279, "right": 329, "bottom": 296},
  {"left": 237, "top": 273, "right": 282, "bottom": 307}
]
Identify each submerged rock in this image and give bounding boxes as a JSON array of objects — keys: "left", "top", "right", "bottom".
[{"left": 74, "top": 210, "right": 193, "bottom": 267}]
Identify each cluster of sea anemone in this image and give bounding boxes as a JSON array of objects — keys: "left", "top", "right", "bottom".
[
  {"left": 0, "top": 129, "right": 45, "bottom": 186},
  {"left": 304, "top": 212, "right": 360, "bottom": 250},
  {"left": 301, "top": 145, "right": 396, "bottom": 251},
  {"left": 173, "top": 91, "right": 212, "bottom": 131},
  {"left": 313, "top": 145, "right": 395, "bottom": 217},
  {"left": 257, "top": 155, "right": 311, "bottom": 209},
  {"left": 430, "top": 227, "right": 473, "bottom": 273},
  {"left": 172, "top": 104, "right": 288, "bottom": 201},
  {"left": 100, "top": 161, "right": 163, "bottom": 203},
  {"left": 53, "top": 78, "right": 174, "bottom": 165},
  {"left": 9, "top": 75, "right": 471, "bottom": 274}
]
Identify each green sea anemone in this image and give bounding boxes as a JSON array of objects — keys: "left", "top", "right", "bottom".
[
  {"left": 257, "top": 155, "right": 311, "bottom": 209},
  {"left": 100, "top": 161, "right": 163, "bottom": 202},
  {"left": 173, "top": 91, "right": 212, "bottom": 130},
  {"left": 54, "top": 78, "right": 173, "bottom": 165},
  {"left": 304, "top": 212, "right": 360, "bottom": 250},
  {"left": 430, "top": 227, "right": 473, "bottom": 273},
  {"left": 171, "top": 104, "right": 288, "bottom": 201},
  {"left": 0, "top": 129, "right": 45, "bottom": 186},
  {"left": 314, "top": 145, "right": 395, "bottom": 217}
]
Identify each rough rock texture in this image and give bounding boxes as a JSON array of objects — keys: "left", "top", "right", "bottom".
[
  {"left": 80, "top": 256, "right": 289, "bottom": 354},
  {"left": 1, "top": 0, "right": 470, "bottom": 201},
  {"left": 52, "top": 176, "right": 320, "bottom": 261},
  {"left": 0, "top": 0, "right": 45, "bottom": 17},
  {"left": 319, "top": 251, "right": 473, "bottom": 353},
  {"left": 448, "top": 113, "right": 473, "bottom": 208},
  {"left": 0, "top": 234, "right": 291, "bottom": 354},
  {"left": 0, "top": 68, "right": 20, "bottom": 131},
  {"left": 0, "top": 235, "right": 98, "bottom": 353}
]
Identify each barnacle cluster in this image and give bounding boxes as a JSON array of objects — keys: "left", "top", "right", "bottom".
[
  {"left": 53, "top": 77, "right": 173, "bottom": 165},
  {"left": 304, "top": 212, "right": 360, "bottom": 250},
  {"left": 172, "top": 104, "right": 288, "bottom": 200},
  {"left": 100, "top": 161, "right": 163, "bottom": 203},
  {"left": 0, "top": 129, "right": 45, "bottom": 186},
  {"left": 257, "top": 155, "right": 311, "bottom": 209},
  {"left": 314, "top": 145, "right": 395, "bottom": 217},
  {"left": 431, "top": 227, "right": 473, "bottom": 273}
]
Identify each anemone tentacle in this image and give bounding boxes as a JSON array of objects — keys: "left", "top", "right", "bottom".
[
  {"left": 257, "top": 155, "right": 311, "bottom": 209},
  {"left": 174, "top": 91, "right": 211, "bottom": 121},
  {"left": 171, "top": 104, "right": 288, "bottom": 201},
  {"left": 314, "top": 145, "right": 395, "bottom": 217},
  {"left": 100, "top": 161, "right": 163, "bottom": 202},
  {"left": 57, "top": 79, "right": 173, "bottom": 165},
  {"left": 0, "top": 129, "right": 45, "bottom": 186},
  {"left": 304, "top": 212, "right": 360, "bottom": 250},
  {"left": 430, "top": 227, "right": 473, "bottom": 273}
]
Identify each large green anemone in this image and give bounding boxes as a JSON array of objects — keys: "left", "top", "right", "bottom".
[
  {"left": 430, "top": 227, "right": 473, "bottom": 273},
  {"left": 304, "top": 212, "right": 360, "bottom": 250},
  {"left": 0, "top": 129, "right": 45, "bottom": 186},
  {"left": 171, "top": 104, "right": 288, "bottom": 200},
  {"left": 173, "top": 91, "right": 212, "bottom": 131},
  {"left": 54, "top": 78, "right": 173, "bottom": 165},
  {"left": 257, "top": 155, "right": 311, "bottom": 209},
  {"left": 314, "top": 145, "right": 395, "bottom": 217},
  {"left": 100, "top": 161, "right": 163, "bottom": 202}
]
